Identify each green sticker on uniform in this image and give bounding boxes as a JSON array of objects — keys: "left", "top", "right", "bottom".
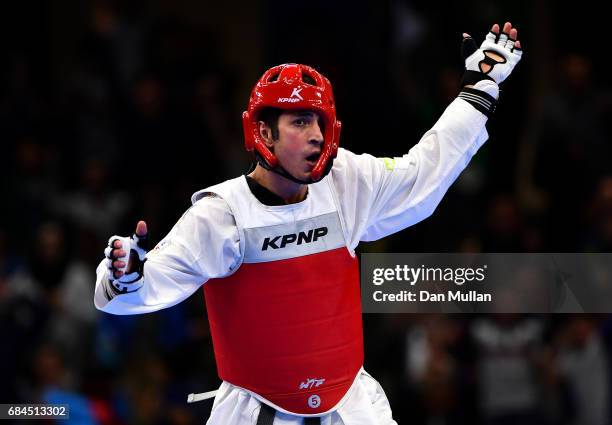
[{"left": 381, "top": 157, "right": 396, "bottom": 171}]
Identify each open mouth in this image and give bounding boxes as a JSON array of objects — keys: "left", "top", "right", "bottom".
[{"left": 305, "top": 152, "right": 321, "bottom": 163}]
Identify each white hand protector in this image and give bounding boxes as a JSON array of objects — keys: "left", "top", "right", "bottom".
[
  {"left": 462, "top": 30, "right": 523, "bottom": 85},
  {"left": 103, "top": 232, "right": 148, "bottom": 295}
]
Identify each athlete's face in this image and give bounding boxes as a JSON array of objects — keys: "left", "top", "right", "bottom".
[{"left": 265, "top": 110, "right": 324, "bottom": 182}]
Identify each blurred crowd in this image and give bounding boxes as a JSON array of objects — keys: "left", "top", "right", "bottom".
[{"left": 1, "top": 1, "right": 611, "bottom": 424}]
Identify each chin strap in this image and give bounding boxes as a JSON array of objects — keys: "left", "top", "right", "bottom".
[
  {"left": 271, "top": 166, "right": 313, "bottom": 185},
  {"left": 254, "top": 152, "right": 315, "bottom": 184},
  {"left": 253, "top": 147, "right": 336, "bottom": 184}
]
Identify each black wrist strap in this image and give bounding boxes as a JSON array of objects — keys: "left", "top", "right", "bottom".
[
  {"left": 461, "top": 70, "right": 494, "bottom": 87},
  {"left": 458, "top": 87, "right": 497, "bottom": 118}
]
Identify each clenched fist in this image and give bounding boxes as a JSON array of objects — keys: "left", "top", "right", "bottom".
[{"left": 104, "top": 221, "right": 149, "bottom": 294}]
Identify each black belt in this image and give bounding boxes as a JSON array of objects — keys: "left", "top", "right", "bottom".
[{"left": 256, "top": 403, "right": 321, "bottom": 425}]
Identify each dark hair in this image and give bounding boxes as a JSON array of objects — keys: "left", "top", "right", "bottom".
[{"left": 258, "top": 107, "right": 282, "bottom": 140}]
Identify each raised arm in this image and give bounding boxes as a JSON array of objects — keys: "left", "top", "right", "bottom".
[{"left": 331, "top": 22, "right": 523, "bottom": 247}]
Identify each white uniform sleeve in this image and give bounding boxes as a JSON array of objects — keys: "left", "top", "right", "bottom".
[
  {"left": 330, "top": 97, "right": 489, "bottom": 248},
  {"left": 94, "top": 196, "right": 241, "bottom": 314}
]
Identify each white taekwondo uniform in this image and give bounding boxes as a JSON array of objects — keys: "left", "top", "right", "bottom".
[{"left": 95, "top": 97, "right": 489, "bottom": 424}]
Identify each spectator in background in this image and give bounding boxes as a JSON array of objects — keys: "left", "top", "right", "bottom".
[
  {"left": 517, "top": 53, "right": 612, "bottom": 250},
  {"left": 51, "top": 159, "right": 132, "bottom": 241},
  {"left": 470, "top": 315, "right": 545, "bottom": 425},
  {"left": 405, "top": 315, "right": 474, "bottom": 425},
  {"left": 7, "top": 222, "right": 98, "bottom": 383},
  {"left": 582, "top": 176, "right": 612, "bottom": 252},
  {"left": 482, "top": 194, "right": 544, "bottom": 252},
  {"left": 552, "top": 316, "right": 610, "bottom": 425},
  {"left": 7, "top": 137, "right": 60, "bottom": 253}
]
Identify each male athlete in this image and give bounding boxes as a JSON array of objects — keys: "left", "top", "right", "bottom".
[{"left": 95, "top": 23, "right": 522, "bottom": 425}]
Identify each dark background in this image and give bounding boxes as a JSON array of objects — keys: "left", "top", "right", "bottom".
[{"left": 1, "top": 0, "right": 612, "bottom": 424}]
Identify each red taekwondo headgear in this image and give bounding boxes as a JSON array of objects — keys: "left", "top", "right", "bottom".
[{"left": 242, "top": 63, "right": 342, "bottom": 183}]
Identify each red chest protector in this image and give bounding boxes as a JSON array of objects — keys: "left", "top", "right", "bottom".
[{"left": 195, "top": 176, "right": 364, "bottom": 415}]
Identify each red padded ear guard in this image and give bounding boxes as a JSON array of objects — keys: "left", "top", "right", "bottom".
[{"left": 243, "top": 110, "right": 278, "bottom": 169}]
